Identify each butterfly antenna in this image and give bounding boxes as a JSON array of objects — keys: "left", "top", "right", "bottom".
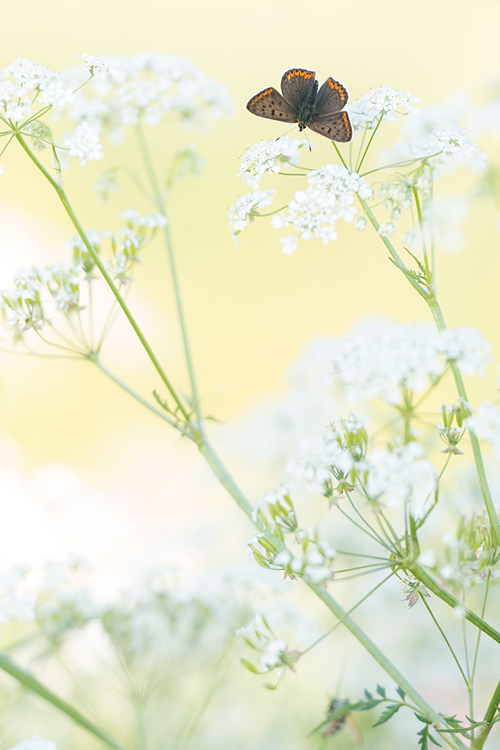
[{"left": 275, "top": 125, "right": 299, "bottom": 141}]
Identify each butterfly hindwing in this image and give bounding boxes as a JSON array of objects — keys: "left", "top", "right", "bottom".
[
  {"left": 246, "top": 87, "right": 297, "bottom": 123},
  {"left": 314, "top": 77, "right": 349, "bottom": 115},
  {"left": 280, "top": 68, "right": 317, "bottom": 112},
  {"left": 308, "top": 111, "right": 353, "bottom": 142}
]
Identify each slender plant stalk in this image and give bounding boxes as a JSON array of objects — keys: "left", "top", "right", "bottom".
[
  {"left": 0, "top": 651, "right": 125, "bottom": 750},
  {"left": 358, "top": 194, "right": 500, "bottom": 546},
  {"left": 470, "top": 678, "right": 500, "bottom": 749},
  {"left": 14, "top": 131, "right": 191, "bottom": 426},
  {"left": 94, "top": 359, "right": 192, "bottom": 438},
  {"left": 135, "top": 120, "right": 203, "bottom": 426}
]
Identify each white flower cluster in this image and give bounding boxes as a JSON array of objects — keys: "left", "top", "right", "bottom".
[
  {"left": 270, "top": 164, "right": 373, "bottom": 254},
  {"left": 0, "top": 58, "right": 73, "bottom": 121},
  {"left": 238, "top": 137, "right": 309, "bottom": 189},
  {"left": 228, "top": 189, "right": 276, "bottom": 247},
  {"left": 274, "top": 529, "right": 336, "bottom": 585},
  {"left": 286, "top": 414, "right": 367, "bottom": 495},
  {"left": 64, "top": 121, "right": 104, "bottom": 165},
  {"left": 238, "top": 613, "right": 299, "bottom": 679},
  {"left": 0, "top": 562, "right": 253, "bottom": 664},
  {"left": 378, "top": 177, "right": 413, "bottom": 221},
  {"left": 252, "top": 485, "right": 297, "bottom": 532},
  {"left": 75, "top": 53, "right": 119, "bottom": 79},
  {"left": 302, "top": 320, "right": 492, "bottom": 404},
  {"left": 363, "top": 441, "right": 437, "bottom": 519},
  {"left": 60, "top": 52, "right": 233, "bottom": 134},
  {"left": 1, "top": 212, "right": 166, "bottom": 340},
  {"left": 398, "top": 125, "right": 487, "bottom": 171},
  {"left": 439, "top": 511, "right": 497, "bottom": 587},
  {"left": 466, "top": 402, "right": 500, "bottom": 457},
  {"left": 0, "top": 561, "right": 98, "bottom": 641},
  {"left": 348, "top": 85, "right": 420, "bottom": 133}
]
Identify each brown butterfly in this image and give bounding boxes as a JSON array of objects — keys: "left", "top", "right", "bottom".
[{"left": 246, "top": 68, "right": 352, "bottom": 142}]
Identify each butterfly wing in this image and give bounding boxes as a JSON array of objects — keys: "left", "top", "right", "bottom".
[
  {"left": 314, "top": 77, "right": 349, "bottom": 115},
  {"left": 246, "top": 87, "right": 297, "bottom": 123},
  {"left": 308, "top": 111, "right": 353, "bottom": 142},
  {"left": 280, "top": 68, "right": 317, "bottom": 111}
]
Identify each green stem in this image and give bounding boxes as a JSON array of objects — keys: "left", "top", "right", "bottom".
[
  {"left": 356, "top": 115, "right": 384, "bottom": 173},
  {"left": 135, "top": 120, "right": 203, "bottom": 426},
  {"left": 407, "top": 564, "right": 500, "bottom": 645},
  {"left": 470, "top": 679, "right": 500, "bottom": 749},
  {"left": 308, "top": 584, "right": 464, "bottom": 750},
  {"left": 94, "top": 359, "right": 192, "bottom": 439},
  {"left": 15, "top": 131, "right": 191, "bottom": 426},
  {"left": 419, "top": 595, "right": 468, "bottom": 685},
  {"left": 0, "top": 651, "right": 125, "bottom": 750},
  {"left": 412, "top": 187, "right": 431, "bottom": 282},
  {"left": 358, "top": 196, "right": 429, "bottom": 301},
  {"left": 427, "top": 297, "right": 500, "bottom": 546},
  {"left": 198, "top": 440, "right": 261, "bottom": 527},
  {"left": 363, "top": 184, "right": 500, "bottom": 548}
]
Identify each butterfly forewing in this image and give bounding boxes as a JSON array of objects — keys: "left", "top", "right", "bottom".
[
  {"left": 314, "top": 77, "right": 349, "bottom": 115},
  {"left": 246, "top": 87, "right": 297, "bottom": 123},
  {"left": 308, "top": 111, "right": 352, "bottom": 142},
  {"left": 280, "top": 68, "right": 317, "bottom": 112}
]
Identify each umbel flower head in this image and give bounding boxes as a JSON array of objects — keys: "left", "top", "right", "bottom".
[{"left": 59, "top": 52, "right": 233, "bottom": 137}]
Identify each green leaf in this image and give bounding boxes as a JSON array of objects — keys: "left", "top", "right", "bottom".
[
  {"left": 396, "top": 686, "right": 406, "bottom": 700},
  {"left": 417, "top": 723, "right": 442, "bottom": 750},
  {"left": 376, "top": 684, "right": 387, "bottom": 698},
  {"left": 373, "top": 703, "right": 403, "bottom": 726},
  {"left": 0, "top": 651, "right": 124, "bottom": 750},
  {"left": 415, "top": 712, "right": 432, "bottom": 724},
  {"left": 357, "top": 698, "right": 384, "bottom": 711}
]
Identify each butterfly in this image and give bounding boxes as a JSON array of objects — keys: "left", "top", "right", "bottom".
[{"left": 246, "top": 68, "right": 352, "bottom": 142}]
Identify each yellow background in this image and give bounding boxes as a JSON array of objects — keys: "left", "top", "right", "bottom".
[
  {"left": 1, "top": 1, "right": 500, "bottom": 747},
  {"left": 0, "top": 0, "right": 497, "bottom": 557},
  {"left": 0, "top": 0, "right": 499, "bottom": 565}
]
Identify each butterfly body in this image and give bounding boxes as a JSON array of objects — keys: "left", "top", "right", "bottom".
[{"left": 246, "top": 68, "right": 352, "bottom": 142}]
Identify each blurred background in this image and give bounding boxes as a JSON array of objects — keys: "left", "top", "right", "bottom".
[{"left": 1, "top": 0, "right": 500, "bottom": 747}]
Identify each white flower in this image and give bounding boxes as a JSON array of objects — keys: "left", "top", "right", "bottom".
[
  {"left": 76, "top": 53, "right": 119, "bottom": 78},
  {"left": 60, "top": 53, "right": 233, "bottom": 134},
  {"left": 440, "top": 327, "right": 492, "bottom": 376},
  {"left": 258, "top": 639, "right": 288, "bottom": 670},
  {"left": 348, "top": 85, "right": 420, "bottom": 133},
  {"left": 238, "top": 138, "right": 309, "bottom": 189},
  {"left": 65, "top": 121, "right": 104, "bottom": 165},
  {"left": 378, "top": 221, "right": 395, "bottom": 238},
  {"left": 280, "top": 235, "right": 298, "bottom": 255},
  {"left": 365, "top": 441, "right": 437, "bottom": 519},
  {"left": 379, "top": 179, "right": 413, "bottom": 220},
  {"left": 227, "top": 189, "right": 276, "bottom": 246},
  {"left": 0, "top": 58, "right": 73, "bottom": 120},
  {"left": 286, "top": 434, "right": 340, "bottom": 492},
  {"left": 274, "top": 164, "right": 373, "bottom": 251},
  {"left": 397, "top": 125, "right": 487, "bottom": 172},
  {"left": 298, "top": 319, "right": 491, "bottom": 404},
  {"left": 400, "top": 230, "right": 417, "bottom": 247},
  {"left": 466, "top": 402, "right": 500, "bottom": 457},
  {"left": 355, "top": 215, "right": 367, "bottom": 231}
]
